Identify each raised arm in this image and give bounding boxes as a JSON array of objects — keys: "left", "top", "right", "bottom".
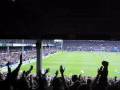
[
  {"left": 25, "top": 65, "right": 33, "bottom": 76},
  {"left": 55, "top": 70, "right": 59, "bottom": 78},
  {"left": 60, "top": 65, "right": 69, "bottom": 90},
  {"left": 6, "top": 62, "right": 11, "bottom": 75},
  {"left": 42, "top": 68, "right": 50, "bottom": 77},
  {"left": 6, "top": 62, "right": 12, "bottom": 79},
  {"left": 92, "top": 67, "right": 102, "bottom": 85},
  {"left": 11, "top": 54, "right": 23, "bottom": 80}
]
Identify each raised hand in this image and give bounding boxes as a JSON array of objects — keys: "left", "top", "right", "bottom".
[
  {"left": 60, "top": 65, "right": 65, "bottom": 74},
  {"left": 55, "top": 70, "right": 59, "bottom": 76},
  {"left": 100, "top": 66, "right": 103, "bottom": 70},
  {"left": 6, "top": 62, "right": 10, "bottom": 66},
  {"left": 25, "top": 65, "right": 34, "bottom": 76},
  {"left": 114, "top": 76, "right": 117, "bottom": 82},
  {"left": 28, "top": 65, "right": 34, "bottom": 73},
  {"left": 97, "top": 67, "right": 102, "bottom": 75},
  {"left": 79, "top": 74, "right": 82, "bottom": 80},
  {"left": 59, "top": 65, "right": 68, "bottom": 89},
  {"left": 6, "top": 61, "right": 11, "bottom": 74},
  {"left": 30, "top": 65, "right": 33, "bottom": 70},
  {"left": 45, "top": 68, "right": 50, "bottom": 74}
]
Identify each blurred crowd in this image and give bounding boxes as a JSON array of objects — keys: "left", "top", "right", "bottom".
[
  {"left": 0, "top": 50, "right": 36, "bottom": 67},
  {"left": 0, "top": 55, "right": 120, "bottom": 90},
  {"left": 0, "top": 47, "right": 57, "bottom": 67},
  {"left": 63, "top": 40, "right": 120, "bottom": 52},
  {"left": 43, "top": 48, "right": 57, "bottom": 56}
]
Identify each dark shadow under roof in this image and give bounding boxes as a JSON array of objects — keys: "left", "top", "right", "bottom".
[{"left": 1, "top": 0, "right": 120, "bottom": 40}]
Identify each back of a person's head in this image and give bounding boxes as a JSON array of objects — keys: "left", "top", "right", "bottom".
[
  {"left": 52, "top": 77, "right": 62, "bottom": 87},
  {"left": 72, "top": 75, "right": 78, "bottom": 82},
  {"left": 87, "top": 78, "right": 92, "bottom": 85},
  {"left": 42, "top": 76, "right": 49, "bottom": 88},
  {"left": 52, "top": 77, "right": 64, "bottom": 90},
  {"left": 70, "top": 80, "right": 80, "bottom": 90},
  {"left": 102, "top": 61, "right": 109, "bottom": 67}
]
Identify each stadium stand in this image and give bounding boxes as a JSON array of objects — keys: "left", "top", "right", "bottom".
[
  {"left": 0, "top": 40, "right": 58, "bottom": 68},
  {"left": 63, "top": 40, "right": 120, "bottom": 52}
]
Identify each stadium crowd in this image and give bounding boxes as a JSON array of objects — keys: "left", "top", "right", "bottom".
[
  {"left": 0, "top": 47, "right": 57, "bottom": 67},
  {"left": 0, "top": 49, "right": 36, "bottom": 67},
  {"left": 0, "top": 40, "right": 120, "bottom": 90},
  {"left": 63, "top": 40, "right": 120, "bottom": 52},
  {"left": 0, "top": 54, "right": 120, "bottom": 90}
]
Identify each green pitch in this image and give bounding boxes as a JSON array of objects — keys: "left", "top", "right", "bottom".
[{"left": 21, "top": 51, "right": 120, "bottom": 77}]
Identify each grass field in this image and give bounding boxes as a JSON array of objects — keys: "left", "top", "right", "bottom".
[{"left": 21, "top": 51, "right": 120, "bottom": 77}]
